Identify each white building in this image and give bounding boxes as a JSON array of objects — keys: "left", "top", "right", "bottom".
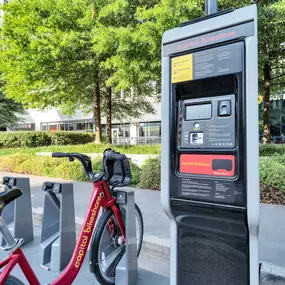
[{"left": 11, "top": 102, "right": 162, "bottom": 144}]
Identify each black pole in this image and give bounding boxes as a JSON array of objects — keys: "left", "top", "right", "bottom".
[{"left": 205, "top": 0, "right": 218, "bottom": 15}]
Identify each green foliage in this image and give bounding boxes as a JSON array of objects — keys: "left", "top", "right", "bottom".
[
  {"left": 50, "top": 132, "right": 94, "bottom": 145},
  {"left": 0, "top": 131, "right": 94, "bottom": 148},
  {"left": 0, "top": 132, "right": 51, "bottom": 148},
  {"left": 0, "top": 143, "right": 161, "bottom": 155},
  {"left": 0, "top": 153, "right": 101, "bottom": 181},
  {"left": 0, "top": 0, "right": 96, "bottom": 112},
  {"left": 139, "top": 157, "right": 161, "bottom": 190},
  {"left": 129, "top": 162, "right": 142, "bottom": 186},
  {"left": 0, "top": 153, "right": 141, "bottom": 184},
  {"left": 260, "top": 156, "right": 285, "bottom": 192},
  {"left": 0, "top": 79, "right": 24, "bottom": 127},
  {"left": 0, "top": 0, "right": 157, "bottom": 134},
  {"left": 258, "top": 0, "right": 285, "bottom": 90},
  {"left": 259, "top": 144, "right": 285, "bottom": 156}
]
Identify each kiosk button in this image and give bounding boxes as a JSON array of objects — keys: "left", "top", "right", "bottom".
[{"left": 218, "top": 100, "right": 231, "bottom": 116}]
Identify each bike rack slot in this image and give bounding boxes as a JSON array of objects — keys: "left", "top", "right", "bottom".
[
  {"left": 40, "top": 182, "right": 76, "bottom": 272},
  {"left": 115, "top": 190, "right": 138, "bottom": 285},
  {"left": 1, "top": 177, "right": 34, "bottom": 246}
]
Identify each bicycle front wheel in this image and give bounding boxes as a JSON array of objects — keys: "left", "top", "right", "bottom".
[{"left": 90, "top": 204, "right": 144, "bottom": 285}]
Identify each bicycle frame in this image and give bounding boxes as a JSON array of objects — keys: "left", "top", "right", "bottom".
[{"left": 0, "top": 180, "right": 126, "bottom": 285}]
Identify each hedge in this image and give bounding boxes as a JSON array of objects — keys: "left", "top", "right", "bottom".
[
  {"left": 260, "top": 156, "right": 285, "bottom": 192},
  {"left": 0, "top": 153, "right": 141, "bottom": 186},
  {"left": 259, "top": 144, "right": 285, "bottom": 157},
  {"left": 0, "top": 131, "right": 94, "bottom": 148},
  {"left": 1, "top": 152, "right": 285, "bottom": 193},
  {"left": 139, "top": 157, "right": 161, "bottom": 190}
]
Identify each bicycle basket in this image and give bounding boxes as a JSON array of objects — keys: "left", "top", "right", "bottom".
[{"left": 109, "top": 157, "right": 131, "bottom": 187}]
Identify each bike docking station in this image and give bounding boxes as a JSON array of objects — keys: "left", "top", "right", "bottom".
[
  {"left": 40, "top": 181, "right": 76, "bottom": 272},
  {"left": 115, "top": 190, "right": 138, "bottom": 285},
  {"left": 1, "top": 176, "right": 33, "bottom": 246},
  {"left": 161, "top": 3, "right": 259, "bottom": 285}
]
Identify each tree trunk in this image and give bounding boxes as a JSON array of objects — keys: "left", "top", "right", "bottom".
[
  {"left": 263, "top": 62, "right": 271, "bottom": 144},
  {"left": 93, "top": 76, "right": 102, "bottom": 144},
  {"left": 106, "top": 87, "right": 112, "bottom": 144}
]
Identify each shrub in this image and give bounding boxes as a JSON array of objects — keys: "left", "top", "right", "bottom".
[
  {"left": 0, "top": 153, "right": 141, "bottom": 186},
  {"left": 130, "top": 162, "right": 141, "bottom": 186},
  {"left": 50, "top": 132, "right": 94, "bottom": 145},
  {"left": 0, "top": 153, "right": 31, "bottom": 172},
  {"left": 0, "top": 131, "right": 94, "bottom": 148},
  {"left": 259, "top": 144, "right": 285, "bottom": 157},
  {"left": 139, "top": 157, "right": 161, "bottom": 190},
  {"left": 260, "top": 157, "right": 285, "bottom": 192}
]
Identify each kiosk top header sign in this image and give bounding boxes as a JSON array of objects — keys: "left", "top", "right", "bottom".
[{"left": 163, "top": 22, "right": 253, "bottom": 56}]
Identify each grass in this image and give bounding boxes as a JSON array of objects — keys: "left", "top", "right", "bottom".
[{"left": 0, "top": 143, "right": 161, "bottom": 156}]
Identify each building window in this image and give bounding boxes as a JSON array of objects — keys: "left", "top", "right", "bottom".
[
  {"left": 124, "top": 125, "right": 130, "bottom": 138},
  {"left": 139, "top": 122, "right": 161, "bottom": 137},
  {"left": 76, "top": 123, "right": 85, "bottom": 131},
  {"left": 149, "top": 122, "right": 161, "bottom": 137},
  {"left": 41, "top": 124, "right": 48, "bottom": 131},
  {"left": 49, "top": 124, "right": 58, "bottom": 131}
]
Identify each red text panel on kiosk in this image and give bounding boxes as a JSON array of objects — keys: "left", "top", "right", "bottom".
[{"left": 180, "top": 154, "right": 235, "bottom": 177}]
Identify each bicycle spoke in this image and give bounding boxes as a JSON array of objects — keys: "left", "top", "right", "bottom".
[
  {"left": 100, "top": 240, "right": 114, "bottom": 253},
  {"left": 102, "top": 245, "right": 126, "bottom": 277}
]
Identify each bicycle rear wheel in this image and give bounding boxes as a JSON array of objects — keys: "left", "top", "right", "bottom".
[{"left": 90, "top": 204, "right": 143, "bottom": 285}]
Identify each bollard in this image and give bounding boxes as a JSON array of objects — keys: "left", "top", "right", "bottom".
[
  {"left": 40, "top": 182, "right": 76, "bottom": 272},
  {"left": 1, "top": 177, "right": 33, "bottom": 246},
  {"left": 115, "top": 190, "right": 138, "bottom": 285}
]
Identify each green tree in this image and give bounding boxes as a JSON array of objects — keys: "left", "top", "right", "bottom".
[
  {"left": 108, "top": 0, "right": 248, "bottom": 89},
  {"left": 91, "top": 0, "right": 158, "bottom": 143},
  {"left": 257, "top": 0, "right": 285, "bottom": 144},
  {"left": 115, "top": 0, "right": 284, "bottom": 145},
  {"left": 0, "top": 0, "right": 159, "bottom": 144},
  {"left": 0, "top": 0, "right": 104, "bottom": 140},
  {"left": 0, "top": 79, "right": 24, "bottom": 128}
]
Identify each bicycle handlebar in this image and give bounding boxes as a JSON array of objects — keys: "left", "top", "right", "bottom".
[
  {"left": 52, "top": 152, "right": 93, "bottom": 179},
  {"left": 52, "top": 152, "right": 68, "bottom": 158},
  {"left": 51, "top": 149, "right": 127, "bottom": 182}
]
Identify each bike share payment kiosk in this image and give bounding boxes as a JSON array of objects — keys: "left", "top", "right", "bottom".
[{"left": 161, "top": 5, "right": 259, "bottom": 285}]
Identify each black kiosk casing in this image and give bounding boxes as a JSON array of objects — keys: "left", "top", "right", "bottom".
[{"left": 161, "top": 5, "right": 259, "bottom": 285}]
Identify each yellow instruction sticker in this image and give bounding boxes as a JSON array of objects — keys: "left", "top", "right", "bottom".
[{"left": 172, "top": 54, "right": 193, "bottom": 83}]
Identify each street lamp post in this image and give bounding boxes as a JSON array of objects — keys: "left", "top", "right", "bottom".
[{"left": 205, "top": 0, "right": 218, "bottom": 15}]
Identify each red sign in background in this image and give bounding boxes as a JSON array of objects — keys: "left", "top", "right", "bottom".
[{"left": 180, "top": 154, "right": 235, "bottom": 177}]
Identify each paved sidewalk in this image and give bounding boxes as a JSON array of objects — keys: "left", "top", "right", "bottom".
[{"left": 0, "top": 172, "right": 285, "bottom": 269}]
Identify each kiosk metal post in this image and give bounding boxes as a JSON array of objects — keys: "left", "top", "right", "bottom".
[
  {"left": 205, "top": 0, "right": 217, "bottom": 15},
  {"left": 161, "top": 5, "right": 259, "bottom": 285}
]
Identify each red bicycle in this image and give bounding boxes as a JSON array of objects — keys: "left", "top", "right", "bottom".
[{"left": 0, "top": 149, "right": 144, "bottom": 285}]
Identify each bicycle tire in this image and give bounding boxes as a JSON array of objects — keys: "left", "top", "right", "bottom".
[
  {"left": 4, "top": 275, "right": 24, "bottom": 285},
  {"left": 90, "top": 204, "right": 144, "bottom": 285}
]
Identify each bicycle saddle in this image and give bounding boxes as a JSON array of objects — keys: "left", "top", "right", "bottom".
[{"left": 0, "top": 188, "right": 22, "bottom": 215}]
